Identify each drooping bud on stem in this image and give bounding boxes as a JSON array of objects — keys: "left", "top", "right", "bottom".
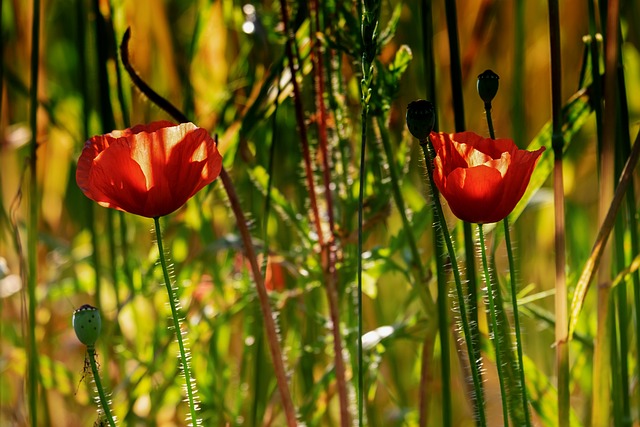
[{"left": 406, "top": 99, "right": 436, "bottom": 141}]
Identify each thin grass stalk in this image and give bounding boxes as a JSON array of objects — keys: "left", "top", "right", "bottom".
[
  {"left": 87, "top": 346, "right": 117, "bottom": 427},
  {"left": 374, "top": 116, "right": 434, "bottom": 311},
  {"left": 277, "top": 0, "right": 324, "bottom": 247},
  {"left": 546, "top": 0, "right": 569, "bottom": 424},
  {"left": 280, "top": 0, "right": 349, "bottom": 421},
  {"left": 419, "top": 4, "right": 447, "bottom": 425},
  {"left": 593, "top": 0, "right": 620, "bottom": 423},
  {"left": 477, "top": 225, "right": 509, "bottom": 425},
  {"left": 434, "top": 206, "right": 451, "bottom": 427},
  {"left": 108, "top": 0, "right": 130, "bottom": 128},
  {"left": 27, "top": 0, "right": 41, "bottom": 425},
  {"left": 614, "top": 24, "right": 634, "bottom": 424},
  {"left": 568, "top": 129, "right": 640, "bottom": 336},
  {"left": 252, "top": 72, "right": 281, "bottom": 427},
  {"left": 612, "top": 194, "right": 628, "bottom": 427},
  {"left": 483, "top": 100, "right": 532, "bottom": 426},
  {"left": 420, "top": 139, "right": 486, "bottom": 427},
  {"left": 358, "top": 0, "right": 381, "bottom": 423},
  {"left": 443, "top": 1, "right": 481, "bottom": 386},
  {"left": 119, "top": 31, "right": 298, "bottom": 426},
  {"left": 308, "top": 2, "right": 350, "bottom": 423},
  {"left": 512, "top": 0, "right": 525, "bottom": 148},
  {"left": 418, "top": 333, "right": 436, "bottom": 427}
]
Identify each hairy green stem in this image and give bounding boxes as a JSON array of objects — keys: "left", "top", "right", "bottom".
[
  {"left": 503, "top": 219, "right": 532, "bottom": 426},
  {"left": 28, "top": 0, "right": 42, "bottom": 425},
  {"left": 420, "top": 139, "right": 486, "bottom": 426},
  {"left": 87, "top": 346, "right": 117, "bottom": 427},
  {"left": 153, "top": 217, "right": 200, "bottom": 426},
  {"left": 434, "top": 221, "right": 451, "bottom": 427},
  {"left": 484, "top": 99, "right": 531, "bottom": 426},
  {"left": 477, "top": 225, "right": 509, "bottom": 425}
]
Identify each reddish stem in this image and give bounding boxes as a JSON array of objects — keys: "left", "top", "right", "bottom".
[{"left": 119, "top": 30, "right": 298, "bottom": 426}]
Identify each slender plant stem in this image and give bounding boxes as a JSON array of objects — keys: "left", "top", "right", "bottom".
[
  {"left": 434, "top": 220, "right": 451, "bottom": 427},
  {"left": 593, "top": 0, "right": 620, "bottom": 423},
  {"left": 153, "top": 217, "right": 200, "bottom": 426},
  {"left": 87, "top": 346, "right": 117, "bottom": 427},
  {"left": 219, "top": 170, "right": 298, "bottom": 426},
  {"left": 119, "top": 33, "right": 298, "bottom": 425},
  {"left": 547, "top": 0, "right": 569, "bottom": 424},
  {"left": 277, "top": 0, "right": 324, "bottom": 247},
  {"left": 502, "top": 219, "right": 531, "bottom": 425},
  {"left": 484, "top": 99, "right": 531, "bottom": 426},
  {"left": 27, "top": 0, "right": 42, "bottom": 425},
  {"left": 375, "top": 116, "right": 435, "bottom": 311},
  {"left": 443, "top": 0, "right": 481, "bottom": 387},
  {"left": 477, "top": 225, "right": 509, "bottom": 426},
  {"left": 281, "top": 1, "right": 349, "bottom": 422},
  {"left": 357, "top": 109, "right": 367, "bottom": 427},
  {"left": 420, "top": 139, "right": 486, "bottom": 427}
]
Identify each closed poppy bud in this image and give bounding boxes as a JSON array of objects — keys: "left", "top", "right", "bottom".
[
  {"left": 477, "top": 70, "right": 500, "bottom": 103},
  {"left": 430, "top": 131, "right": 544, "bottom": 224},
  {"left": 406, "top": 100, "right": 435, "bottom": 141},
  {"left": 73, "top": 304, "right": 101, "bottom": 347},
  {"left": 76, "top": 121, "right": 223, "bottom": 218}
]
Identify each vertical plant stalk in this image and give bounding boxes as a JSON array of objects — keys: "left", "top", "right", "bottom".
[
  {"left": 593, "top": 0, "right": 620, "bottom": 424},
  {"left": 308, "top": 1, "right": 350, "bottom": 424},
  {"left": 219, "top": 170, "right": 299, "bottom": 427},
  {"left": 434, "top": 213, "right": 452, "bottom": 427},
  {"left": 120, "top": 30, "right": 298, "bottom": 427},
  {"left": 27, "top": 0, "right": 42, "bottom": 425},
  {"left": 547, "top": 0, "right": 569, "bottom": 424},
  {"left": 87, "top": 346, "right": 117, "bottom": 427},
  {"left": 477, "top": 224, "right": 509, "bottom": 425},
  {"left": 484, "top": 98, "right": 531, "bottom": 426},
  {"left": 443, "top": 0, "right": 482, "bottom": 384},
  {"left": 358, "top": 0, "right": 382, "bottom": 423},
  {"left": 374, "top": 117, "right": 435, "bottom": 311},
  {"left": 420, "top": 139, "right": 486, "bottom": 427},
  {"left": 277, "top": 0, "right": 324, "bottom": 246},
  {"left": 153, "top": 218, "right": 200, "bottom": 426}
]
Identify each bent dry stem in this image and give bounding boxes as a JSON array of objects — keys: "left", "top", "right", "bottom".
[{"left": 153, "top": 217, "right": 200, "bottom": 426}]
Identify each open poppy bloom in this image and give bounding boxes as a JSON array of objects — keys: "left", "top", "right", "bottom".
[
  {"left": 76, "top": 121, "right": 222, "bottom": 218},
  {"left": 430, "top": 131, "right": 545, "bottom": 224}
]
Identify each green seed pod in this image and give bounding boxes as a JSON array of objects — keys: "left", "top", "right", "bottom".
[
  {"left": 73, "top": 304, "right": 102, "bottom": 347},
  {"left": 477, "top": 69, "right": 500, "bottom": 103},
  {"left": 406, "top": 99, "right": 435, "bottom": 141}
]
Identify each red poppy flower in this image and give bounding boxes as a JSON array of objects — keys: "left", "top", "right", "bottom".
[
  {"left": 76, "top": 121, "right": 222, "bottom": 218},
  {"left": 430, "top": 131, "right": 545, "bottom": 224}
]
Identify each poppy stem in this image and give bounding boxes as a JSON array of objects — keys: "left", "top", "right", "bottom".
[
  {"left": 483, "top": 96, "right": 532, "bottom": 426},
  {"left": 87, "top": 346, "right": 117, "bottom": 427},
  {"left": 476, "top": 224, "right": 509, "bottom": 426},
  {"left": 153, "top": 217, "right": 200, "bottom": 426},
  {"left": 419, "top": 138, "right": 487, "bottom": 427}
]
